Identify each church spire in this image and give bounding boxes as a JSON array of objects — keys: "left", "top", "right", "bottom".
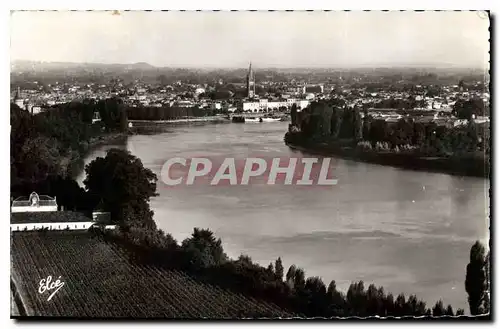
[{"left": 247, "top": 62, "right": 255, "bottom": 99}]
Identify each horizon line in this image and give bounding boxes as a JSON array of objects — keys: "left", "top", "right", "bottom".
[{"left": 10, "top": 60, "right": 487, "bottom": 71}]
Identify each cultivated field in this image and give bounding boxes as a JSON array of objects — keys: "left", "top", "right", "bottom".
[{"left": 11, "top": 230, "right": 292, "bottom": 318}]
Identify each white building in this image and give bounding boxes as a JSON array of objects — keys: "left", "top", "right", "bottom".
[
  {"left": 243, "top": 102, "right": 261, "bottom": 112},
  {"left": 11, "top": 192, "right": 57, "bottom": 213},
  {"left": 295, "top": 100, "right": 310, "bottom": 111},
  {"left": 10, "top": 192, "right": 116, "bottom": 231},
  {"left": 92, "top": 111, "right": 101, "bottom": 123},
  {"left": 211, "top": 102, "right": 222, "bottom": 110},
  {"left": 24, "top": 104, "right": 43, "bottom": 115},
  {"left": 242, "top": 99, "right": 310, "bottom": 113},
  {"left": 305, "top": 93, "right": 315, "bottom": 100}
]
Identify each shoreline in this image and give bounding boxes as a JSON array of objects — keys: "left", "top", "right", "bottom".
[
  {"left": 67, "top": 132, "right": 129, "bottom": 179},
  {"left": 129, "top": 117, "right": 230, "bottom": 125},
  {"left": 285, "top": 141, "right": 489, "bottom": 179},
  {"left": 129, "top": 118, "right": 230, "bottom": 135}
]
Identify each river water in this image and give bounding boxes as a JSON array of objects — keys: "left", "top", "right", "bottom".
[{"left": 76, "top": 122, "right": 489, "bottom": 311}]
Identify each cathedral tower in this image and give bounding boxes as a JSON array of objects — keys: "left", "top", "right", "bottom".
[{"left": 246, "top": 62, "right": 255, "bottom": 99}]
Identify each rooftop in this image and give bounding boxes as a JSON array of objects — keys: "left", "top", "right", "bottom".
[{"left": 10, "top": 211, "right": 92, "bottom": 224}]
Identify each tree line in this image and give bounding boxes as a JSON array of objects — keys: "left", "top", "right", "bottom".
[
  {"left": 10, "top": 98, "right": 128, "bottom": 212},
  {"left": 127, "top": 105, "right": 225, "bottom": 121},
  {"left": 289, "top": 99, "right": 490, "bottom": 158}
]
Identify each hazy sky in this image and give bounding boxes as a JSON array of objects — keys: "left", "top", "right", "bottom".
[{"left": 10, "top": 11, "right": 490, "bottom": 68}]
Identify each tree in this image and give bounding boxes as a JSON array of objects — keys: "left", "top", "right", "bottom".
[
  {"left": 353, "top": 108, "right": 363, "bottom": 142},
  {"left": 275, "top": 257, "right": 284, "bottom": 281},
  {"left": 11, "top": 103, "right": 34, "bottom": 153},
  {"left": 267, "top": 262, "right": 275, "bottom": 275},
  {"left": 181, "top": 228, "right": 228, "bottom": 269},
  {"left": 304, "top": 276, "right": 328, "bottom": 316},
  {"left": 362, "top": 115, "right": 372, "bottom": 143},
  {"left": 432, "top": 300, "right": 445, "bottom": 316},
  {"left": 326, "top": 280, "right": 345, "bottom": 316},
  {"left": 394, "top": 293, "right": 406, "bottom": 316},
  {"left": 484, "top": 251, "right": 491, "bottom": 314},
  {"left": 369, "top": 119, "right": 390, "bottom": 144},
  {"left": 97, "top": 97, "right": 128, "bottom": 132},
  {"left": 465, "top": 241, "right": 489, "bottom": 315},
  {"left": 291, "top": 104, "right": 298, "bottom": 127},
  {"left": 286, "top": 265, "right": 297, "bottom": 288},
  {"left": 413, "top": 122, "right": 426, "bottom": 147},
  {"left": 391, "top": 118, "right": 414, "bottom": 147},
  {"left": 452, "top": 98, "right": 486, "bottom": 120},
  {"left": 301, "top": 102, "right": 332, "bottom": 140},
  {"left": 84, "top": 149, "right": 158, "bottom": 227},
  {"left": 19, "top": 136, "right": 66, "bottom": 183},
  {"left": 330, "top": 107, "right": 343, "bottom": 138},
  {"left": 346, "top": 281, "right": 367, "bottom": 316},
  {"left": 339, "top": 108, "right": 355, "bottom": 139},
  {"left": 293, "top": 268, "right": 306, "bottom": 291}
]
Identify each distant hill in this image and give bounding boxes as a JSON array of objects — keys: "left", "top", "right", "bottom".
[{"left": 10, "top": 60, "right": 158, "bottom": 73}]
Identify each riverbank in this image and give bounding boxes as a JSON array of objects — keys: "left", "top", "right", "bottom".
[
  {"left": 129, "top": 117, "right": 230, "bottom": 134},
  {"left": 130, "top": 116, "right": 229, "bottom": 125},
  {"left": 85, "top": 132, "right": 129, "bottom": 149},
  {"left": 67, "top": 132, "right": 129, "bottom": 178},
  {"left": 285, "top": 139, "right": 489, "bottom": 178}
]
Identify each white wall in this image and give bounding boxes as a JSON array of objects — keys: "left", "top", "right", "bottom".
[
  {"left": 11, "top": 206, "right": 58, "bottom": 213},
  {"left": 10, "top": 222, "right": 95, "bottom": 231}
]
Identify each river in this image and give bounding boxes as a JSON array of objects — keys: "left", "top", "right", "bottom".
[{"left": 76, "top": 122, "right": 490, "bottom": 311}]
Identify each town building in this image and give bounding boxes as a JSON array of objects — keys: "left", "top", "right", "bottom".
[
  {"left": 242, "top": 98, "right": 310, "bottom": 113},
  {"left": 303, "top": 84, "right": 324, "bottom": 94}
]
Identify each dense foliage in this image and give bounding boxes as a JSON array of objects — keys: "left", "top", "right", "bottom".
[
  {"left": 11, "top": 99, "right": 127, "bottom": 182},
  {"left": 286, "top": 99, "right": 489, "bottom": 177},
  {"left": 291, "top": 99, "right": 488, "bottom": 156},
  {"left": 465, "top": 241, "right": 490, "bottom": 315},
  {"left": 10, "top": 99, "right": 128, "bottom": 210},
  {"left": 84, "top": 149, "right": 158, "bottom": 228}
]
